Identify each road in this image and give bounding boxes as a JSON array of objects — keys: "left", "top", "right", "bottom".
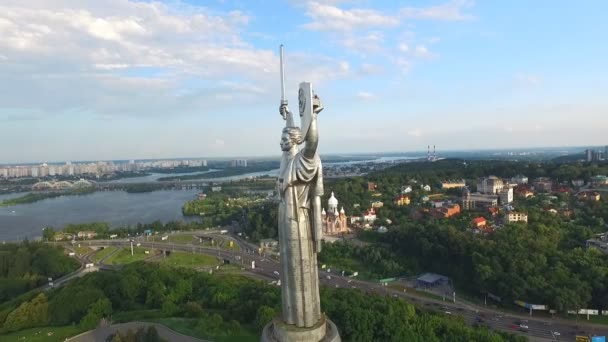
[{"left": 63, "top": 239, "right": 608, "bottom": 341}]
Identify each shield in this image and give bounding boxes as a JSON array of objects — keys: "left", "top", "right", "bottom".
[{"left": 298, "top": 82, "right": 313, "bottom": 140}]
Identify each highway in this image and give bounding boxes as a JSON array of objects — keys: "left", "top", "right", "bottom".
[{"left": 66, "top": 238, "right": 608, "bottom": 342}]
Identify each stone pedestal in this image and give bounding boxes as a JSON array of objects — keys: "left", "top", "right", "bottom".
[{"left": 261, "top": 315, "right": 341, "bottom": 342}]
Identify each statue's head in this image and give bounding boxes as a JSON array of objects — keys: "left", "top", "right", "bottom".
[{"left": 281, "top": 126, "right": 302, "bottom": 151}]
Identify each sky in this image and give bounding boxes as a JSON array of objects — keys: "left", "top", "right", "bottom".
[{"left": 1, "top": 0, "right": 607, "bottom": 164}]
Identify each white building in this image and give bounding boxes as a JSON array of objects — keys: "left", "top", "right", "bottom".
[
  {"left": 401, "top": 186, "right": 412, "bottom": 194},
  {"left": 498, "top": 187, "right": 514, "bottom": 204},
  {"left": 477, "top": 176, "right": 504, "bottom": 194},
  {"left": 507, "top": 212, "right": 528, "bottom": 223},
  {"left": 511, "top": 175, "right": 529, "bottom": 185}
]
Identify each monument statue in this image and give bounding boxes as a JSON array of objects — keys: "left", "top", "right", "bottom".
[{"left": 261, "top": 45, "right": 340, "bottom": 342}]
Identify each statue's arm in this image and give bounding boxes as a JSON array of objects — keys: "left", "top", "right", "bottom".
[{"left": 302, "top": 117, "right": 318, "bottom": 159}]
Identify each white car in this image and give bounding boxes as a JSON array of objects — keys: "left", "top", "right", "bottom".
[
  {"left": 519, "top": 324, "right": 529, "bottom": 329},
  {"left": 273, "top": 271, "right": 279, "bottom": 276},
  {"left": 552, "top": 331, "right": 560, "bottom": 336}
]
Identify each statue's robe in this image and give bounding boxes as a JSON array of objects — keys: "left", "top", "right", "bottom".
[{"left": 277, "top": 149, "right": 323, "bottom": 328}]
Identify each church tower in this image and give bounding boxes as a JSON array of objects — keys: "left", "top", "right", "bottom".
[{"left": 328, "top": 192, "right": 338, "bottom": 214}]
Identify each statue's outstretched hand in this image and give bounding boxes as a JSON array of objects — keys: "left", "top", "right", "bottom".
[
  {"left": 312, "top": 94, "right": 323, "bottom": 115},
  {"left": 279, "top": 103, "right": 290, "bottom": 120}
]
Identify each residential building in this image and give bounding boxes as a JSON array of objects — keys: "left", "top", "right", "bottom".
[
  {"left": 322, "top": 192, "right": 350, "bottom": 236},
  {"left": 367, "top": 182, "right": 378, "bottom": 192},
  {"left": 462, "top": 187, "right": 498, "bottom": 209},
  {"left": 441, "top": 179, "right": 466, "bottom": 189},
  {"left": 77, "top": 231, "right": 97, "bottom": 239},
  {"left": 586, "top": 233, "right": 608, "bottom": 254},
  {"left": 432, "top": 203, "right": 461, "bottom": 219},
  {"left": 498, "top": 187, "right": 514, "bottom": 204},
  {"left": 533, "top": 177, "right": 553, "bottom": 193},
  {"left": 401, "top": 186, "right": 412, "bottom": 194},
  {"left": 394, "top": 195, "right": 410, "bottom": 206},
  {"left": 515, "top": 186, "right": 534, "bottom": 198},
  {"left": 578, "top": 192, "right": 601, "bottom": 202},
  {"left": 477, "top": 176, "right": 504, "bottom": 194},
  {"left": 591, "top": 175, "right": 608, "bottom": 187},
  {"left": 422, "top": 184, "right": 431, "bottom": 191},
  {"left": 371, "top": 201, "right": 384, "bottom": 209},
  {"left": 362, "top": 208, "right": 377, "bottom": 223},
  {"left": 230, "top": 159, "right": 248, "bottom": 167},
  {"left": 506, "top": 212, "right": 528, "bottom": 223},
  {"left": 511, "top": 175, "right": 529, "bottom": 185},
  {"left": 572, "top": 179, "right": 585, "bottom": 187},
  {"left": 471, "top": 217, "right": 487, "bottom": 228}
]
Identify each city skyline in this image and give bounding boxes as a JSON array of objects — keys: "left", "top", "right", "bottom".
[{"left": 1, "top": 0, "right": 607, "bottom": 163}]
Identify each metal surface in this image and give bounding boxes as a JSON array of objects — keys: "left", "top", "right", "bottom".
[{"left": 280, "top": 44, "right": 287, "bottom": 106}]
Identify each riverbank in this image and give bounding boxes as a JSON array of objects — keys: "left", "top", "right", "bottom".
[
  {"left": 0, "top": 188, "right": 95, "bottom": 207},
  {"left": 158, "top": 165, "right": 278, "bottom": 182}
]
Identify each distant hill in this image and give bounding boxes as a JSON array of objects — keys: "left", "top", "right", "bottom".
[{"left": 552, "top": 153, "right": 585, "bottom": 163}]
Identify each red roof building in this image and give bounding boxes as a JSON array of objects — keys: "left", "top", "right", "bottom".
[{"left": 471, "top": 217, "right": 487, "bottom": 228}]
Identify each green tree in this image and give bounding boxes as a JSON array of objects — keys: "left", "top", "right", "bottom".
[
  {"left": 3, "top": 293, "right": 49, "bottom": 332},
  {"left": 80, "top": 297, "right": 112, "bottom": 329},
  {"left": 255, "top": 306, "right": 276, "bottom": 331}
]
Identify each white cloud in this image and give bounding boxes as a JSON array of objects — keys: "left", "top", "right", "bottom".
[
  {"left": 338, "top": 31, "right": 384, "bottom": 55},
  {"left": 400, "top": 0, "right": 475, "bottom": 21},
  {"left": 211, "top": 139, "right": 226, "bottom": 149},
  {"left": 0, "top": 0, "right": 353, "bottom": 121},
  {"left": 302, "top": 1, "right": 399, "bottom": 32},
  {"left": 514, "top": 73, "right": 542, "bottom": 87},
  {"left": 413, "top": 45, "right": 438, "bottom": 59},
  {"left": 358, "top": 63, "right": 383, "bottom": 76},
  {"left": 355, "top": 91, "right": 376, "bottom": 100},
  {"left": 407, "top": 128, "right": 423, "bottom": 137}
]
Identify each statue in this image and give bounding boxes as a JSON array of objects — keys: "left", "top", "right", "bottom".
[{"left": 262, "top": 45, "right": 340, "bottom": 342}]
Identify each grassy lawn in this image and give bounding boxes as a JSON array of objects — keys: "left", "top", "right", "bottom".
[
  {"left": 67, "top": 245, "right": 92, "bottom": 256},
  {"left": 91, "top": 246, "right": 118, "bottom": 263},
  {"left": 160, "top": 251, "right": 221, "bottom": 268},
  {"left": 150, "top": 317, "right": 258, "bottom": 342},
  {"left": 0, "top": 325, "right": 84, "bottom": 342},
  {"left": 104, "top": 247, "right": 156, "bottom": 265},
  {"left": 167, "top": 234, "right": 197, "bottom": 244}
]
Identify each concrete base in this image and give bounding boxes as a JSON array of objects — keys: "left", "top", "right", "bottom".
[{"left": 261, "top": 315, "right": 341, "bottom": 342}]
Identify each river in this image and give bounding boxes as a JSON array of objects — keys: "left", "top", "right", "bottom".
[
  {"left": 99, "top": 156, "right": 420, "bottom": 184},
  {"left": 0, "top": 190, "right": 199, "bottom": 242},
  {"left": 0, "top": 155, "right": 421, "bottom": 242}
]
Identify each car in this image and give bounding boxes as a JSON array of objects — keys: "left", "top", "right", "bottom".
[
  {"left": 273, "top": 271, "right": 279, "bottom": 276},
  {"left": 552, "top": 331, "right": 560, "bottom": 336},
  {"left": 519, "top": 324, "right": 528, "bottom": 329},
  {"left": 444, "top": 311, "right": 452, "bottom": 315}
]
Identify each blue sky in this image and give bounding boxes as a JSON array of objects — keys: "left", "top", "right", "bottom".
[{"left": 0, "top": 0, "right": 606, "bottom": 163}]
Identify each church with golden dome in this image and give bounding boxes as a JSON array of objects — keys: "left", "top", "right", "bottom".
[{"left": 322, "top": 192, "right": 350, "bottom": 235}]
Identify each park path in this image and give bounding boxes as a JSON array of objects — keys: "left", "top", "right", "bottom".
[{"left": 67, "top": 321, "right": 208, "bottom": 342}]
